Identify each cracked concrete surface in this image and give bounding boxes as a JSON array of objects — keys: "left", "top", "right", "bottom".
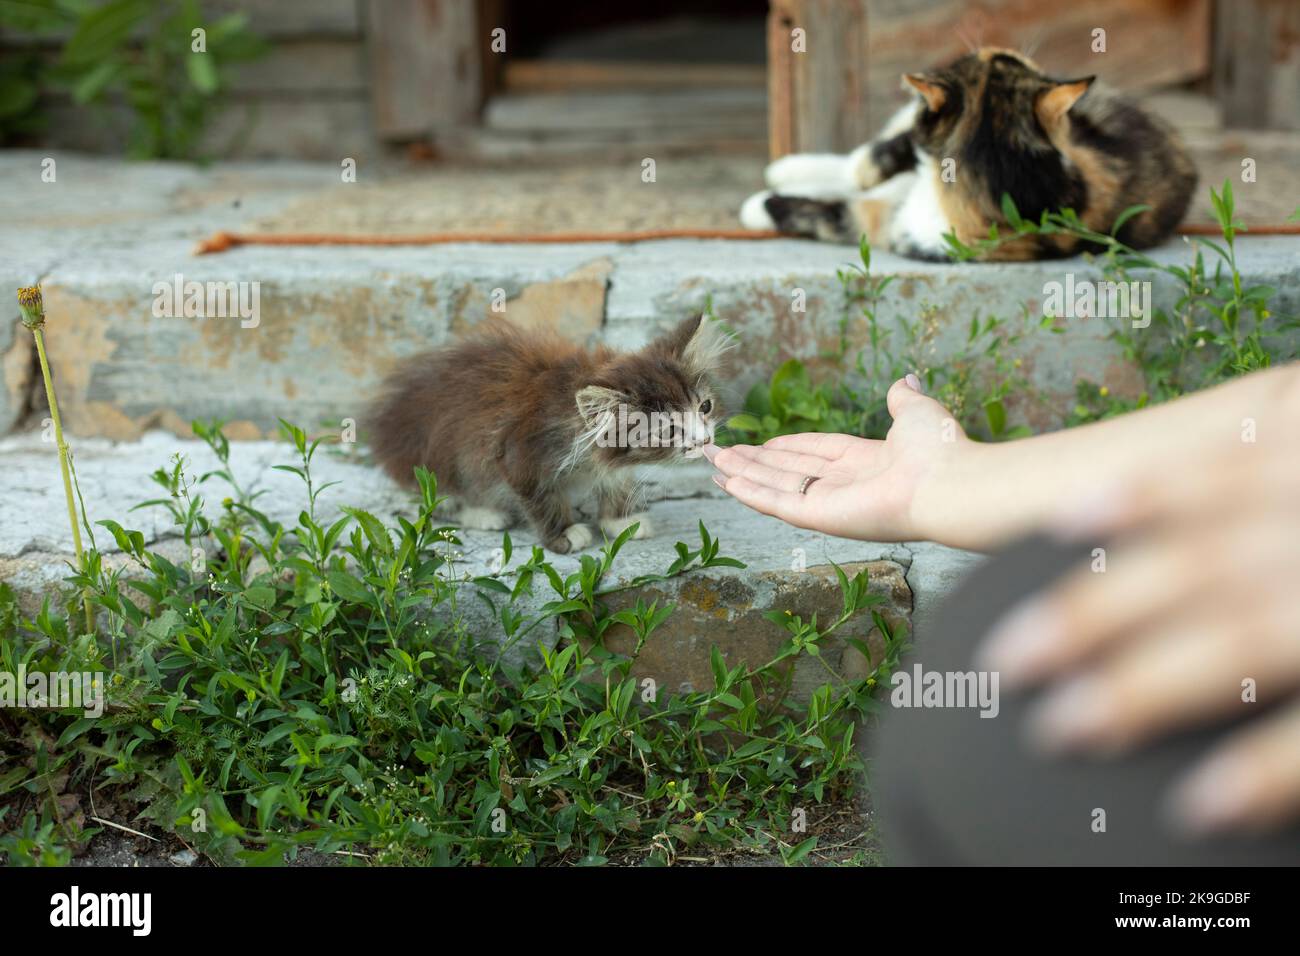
[{"left": 0, "top": 427, "right": 946, "bottom": 582}]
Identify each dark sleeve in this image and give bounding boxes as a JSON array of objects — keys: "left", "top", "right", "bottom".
[{"left": 871, "top": 534, "right": 1300, "bottom": 866}]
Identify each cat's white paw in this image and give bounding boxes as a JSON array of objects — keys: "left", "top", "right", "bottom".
[
  {"left": 562, "top": 523, "right": 595, "bottom": 551},
  {"left": 458, "top": 506, "right": 512, "bottom": 531},
  {"left": 601, "top": 513, "right": 654, "bottom": 540},
  {"left": 847, "top": 143, "right": 882, "bottom": 190},
  {"left": 740, "top": 190, "right": 776, "bottom": 230},
  {"left": 765, "top": 153, "right": 855, "bottom": 191}
]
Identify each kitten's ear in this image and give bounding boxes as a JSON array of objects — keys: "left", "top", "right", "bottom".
[
  {"left": 652, "top": 314, "right": 705, "bottom": 357},
  {"left": 902, "top": 73, "right": 947, "bottom": 112},
  {"left": 653, "top": 313, "right": 733, "bottom": 377},
  {"left": 575, "top": 385, "right": 625, "bottom": 429},
  {"left": 1036, "top": 77, "right": 1095, "bottom": 130}
]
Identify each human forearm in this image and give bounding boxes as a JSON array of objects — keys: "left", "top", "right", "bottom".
[{"left": 911, "top": 363, "right": 1300, "bottom": 550}]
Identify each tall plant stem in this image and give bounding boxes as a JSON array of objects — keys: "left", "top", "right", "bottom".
[{"left": 32, "top": 326, "right": 94, "bottom": 636}]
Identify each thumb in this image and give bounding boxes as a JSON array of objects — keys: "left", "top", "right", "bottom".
[{"left": 886, "top": 374, "right": 947, "bottom": 422}]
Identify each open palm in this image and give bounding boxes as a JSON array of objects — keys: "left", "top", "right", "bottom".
[{"left": 707, "top": 376, "right": 965, "bottom": 542}]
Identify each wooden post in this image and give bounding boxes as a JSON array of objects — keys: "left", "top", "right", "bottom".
[
  {"left": 367, "top": 0, "right": 484, "bottom": 141},
  {"left": 1214, "top": 0, "right": 1300, "bottom": 130},
  {"left": 767, "top": 0, "right": 872, "bottom": 160}
]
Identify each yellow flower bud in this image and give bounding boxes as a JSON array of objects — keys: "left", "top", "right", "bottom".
[{"left": 16, "top": 285, "right": 45, "bottom": 330}]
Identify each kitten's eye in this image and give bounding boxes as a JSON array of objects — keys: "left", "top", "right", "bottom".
[{"left": 699, "top": 399, "right": 713, "bottom": 415}]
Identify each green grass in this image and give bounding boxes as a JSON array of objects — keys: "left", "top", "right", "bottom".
[{"left": 0, "top": 420, "right": 905, "bottom": 867}]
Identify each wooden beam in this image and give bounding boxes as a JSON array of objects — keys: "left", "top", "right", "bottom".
[
  {"left": 503, "top": 60, "right": 766, "bottom": 93},
  {"left": 1214, "top": 0, "right": 1300, "bottom": 130},
  {"left": 767, "top": 0, "right": 872, "bottom": 159},
  {"left": 367, "top": 0, "right": 484, "bottom": 140}
]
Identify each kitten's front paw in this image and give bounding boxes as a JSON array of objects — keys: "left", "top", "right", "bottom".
[
  {"left": 547, "top": 523, "right": 594, "bottom": 554},
  {"left": 600, "top": 513, "right": 654, "bottom": 540},
  {"left": 457, "top": 506, "right": 513, "bottom": 531},
  {"left": 740, "top": 190, "right": 776, "bottom": 230}
]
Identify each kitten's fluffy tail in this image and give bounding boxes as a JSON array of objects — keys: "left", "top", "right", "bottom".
[{"left": 741, "top": 190, "right": 858, "bottom": 244}]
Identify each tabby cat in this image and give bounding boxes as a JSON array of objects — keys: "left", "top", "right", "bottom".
[{"left": 741, "top": 48, "right": 1197, "bottom": 261}]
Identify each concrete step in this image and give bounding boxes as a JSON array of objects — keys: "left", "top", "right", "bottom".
[
  {"left": 0, "top": 430, "right": 983, "bottom": 701},
  {"left": 6, "top": 151, "right": 1298, "bottom": 442}
]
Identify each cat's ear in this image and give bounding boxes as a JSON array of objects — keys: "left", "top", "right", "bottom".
[
  {"left": 575, "top": 385, "right": 626, "bottom": 429},
  {"left": 653, "top": 314, "right": 733, "bottom": 377},
  {"left": 652, "top": 314, "right": 705, "bottom": 358},
  {"left": 902, "top": 73, "right": 947, "bottom": 112},
  {"left": 1036, "top": 77, "right": 1095, "bottom": 131}
]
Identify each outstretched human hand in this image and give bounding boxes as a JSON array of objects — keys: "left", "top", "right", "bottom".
[{"left": 705, "top": 374, "right": 968, "bottom": 542}]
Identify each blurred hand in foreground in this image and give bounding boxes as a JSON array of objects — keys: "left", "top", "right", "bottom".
[{"left": 978, "top": 432, "right": 1300, "bottom": 836}]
